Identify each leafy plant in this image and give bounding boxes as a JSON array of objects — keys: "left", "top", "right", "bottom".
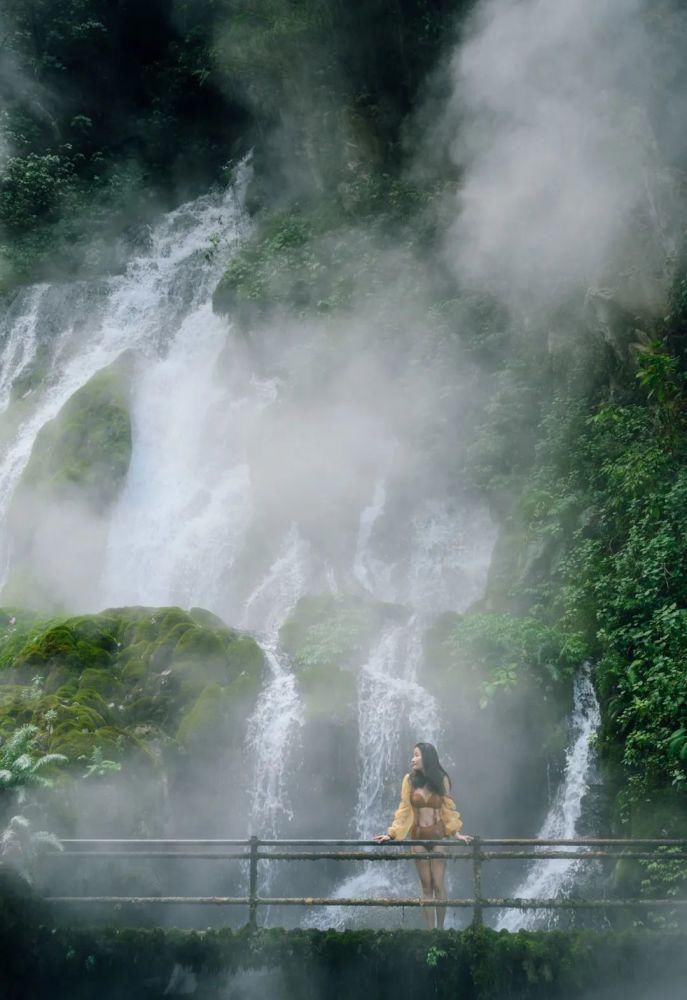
[
  {"left": 441, "top": 613, "right": 582, "bottom": 708},
  {"left": 80, "top": 745, "right": 122, "bottom": 780},
  {"left": 0, "top": 724, "right": 67, "bottom": 803},
  {"left": 426, "top": 945, "right": 448, "bottom": 967},
  {"left": 0, "top": 813, "right": 63, "bottom": 883}
]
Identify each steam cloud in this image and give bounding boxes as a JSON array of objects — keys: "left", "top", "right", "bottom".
[{"left": 439, "top": 0, "right": 680, "bottom": 308}]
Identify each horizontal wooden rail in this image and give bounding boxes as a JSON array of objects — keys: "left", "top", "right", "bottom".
[
  {"left": 47, "top": 896, "right": 687, "bottom": 909},
  {"left": 57, "top": 837, "right": 687, "bottom": 847},
  {"left": 42, "top": 836, "right": 687, "bottom": 930},
  {"left": 55, "top": 849, "right": 687, "bottom": 861}
]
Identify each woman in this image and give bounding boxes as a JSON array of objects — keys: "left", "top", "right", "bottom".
[{"left": 374, "top": 742, "right": 471, "bottom": 929}]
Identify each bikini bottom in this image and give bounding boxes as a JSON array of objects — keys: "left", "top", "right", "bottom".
[{"left": 410, "top": 822, "right": 446, "bottom": 852}]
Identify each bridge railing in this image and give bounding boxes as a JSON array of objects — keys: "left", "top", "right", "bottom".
[{"left": 45, "top": 837, "right": 687, "bottom": 929}]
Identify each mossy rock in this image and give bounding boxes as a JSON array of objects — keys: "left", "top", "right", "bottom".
[
  {"left": 12, "top": 624, "right": 82, "bottom": 679},
  {"left": 189, "top": 607, "right": 228, "bottom": 630},
  {"left": 77, "top": 668, "right": 123, "bottom": 701},
  {"left": 65, "top": 615, "right": 120, "bottom": 651},
  {"left": 16, "top": 355, "right": 132, "bottom": 512},
  {"left": 54, "top": 680, "right": 79, "bottom": 700},
  {"left": 172, "top": 626, "right": 228, "bottom": 663},
  {"left": 226, "top": 633, "right": 265, "bottom": 679},
  {"left": 171, "top": 625, "right": 265, "bottom": 693},
  {"left": 44, "top": 664, "right": 73, "bottom": 693},
  {"left": 121, "top": 658, "right": 146, "bottom": 683},
  {"left": 0, "top": 609, "right": 48, "bottom": 670},
  {"left": 176, "top": 684, "right": 238, "bottom": 754},
  {"left": 298, "top": 662, "right": 357, "bottom": 722},
  {"left": 280, "top": 593, "right": 407, "bottom": 675},
  {"left": 52, "top": 725, "right": 124, "bottom": 762},
  {"left": 0, "top": 606, "right": 265, "bottom": 775},
  {"left": 156, "top": 608, "right": 198, "bottom": 636}
]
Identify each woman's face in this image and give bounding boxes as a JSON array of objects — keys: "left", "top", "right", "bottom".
[{"left": 411, "top": 746, "right": 423, "bottom": 771}]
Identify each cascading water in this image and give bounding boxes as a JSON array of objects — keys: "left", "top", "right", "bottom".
[
  {"left": 354, "top": 622, "right": 438, "bottom": 840},
  {"left": 0, "top": 284, "right": 45, "bottom": 412},
  {"left": 0, "top": 164, "right": 499, "bottom": 925},
  {"left": 304, "top": 495, "right": 495, "bottom": 930},
  {"left": 241, "top": 526, "right": 312, "bottom": 837},
  {"left": 0, "top": 164, "right": 252, "bottom": 593},
  {"left": 496, "top": 666, "right": 601, "bottom": 931}
]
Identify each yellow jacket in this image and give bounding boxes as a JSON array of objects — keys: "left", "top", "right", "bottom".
[{"left": 387, "top": 773, "right": 463, "bottom": 840}]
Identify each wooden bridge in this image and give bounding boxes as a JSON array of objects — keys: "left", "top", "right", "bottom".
[{"left": 46, "top": 836, "right": 687, "bottom": 928}]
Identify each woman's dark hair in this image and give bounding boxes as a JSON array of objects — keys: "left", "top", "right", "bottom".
[{"left": 410, "top": 742, "right": 450, "bottom": 794}]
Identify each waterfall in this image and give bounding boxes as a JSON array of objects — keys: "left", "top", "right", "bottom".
[
  {"left": 354, "top": 622, "right": 438, "bottom": 839},
  {"left": 352, "top": 477, "right": 387, "bottom": 594},
  {"left": 0, "top": 165, "right": 251, "bottom": 594},
  {"left": 0, "top": 166, "right": 499, "bottom": 886},
  {"left": 496, "top": 666, "right": 601, "bottom": 931},
  {"left": 0, "top": 284, "right": 45, "bottom": 412},
  {"left": 303, "top": 497, "right": 495, "bottom": 930},
  {"left": 242, "top": 527, "right": 311, "bottom": 837}
]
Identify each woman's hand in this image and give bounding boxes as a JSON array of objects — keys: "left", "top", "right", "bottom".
[
  {"left": 373, "top": 834, "right": 391, "bottom": 843},
  {"left": 455, "top": 832, "right": 473, "bottom": 843}
]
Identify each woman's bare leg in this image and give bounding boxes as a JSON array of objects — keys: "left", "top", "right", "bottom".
[
  {"left": 414, "top": 853, "right": 435, "bottom": 929},
  {"left": 430, "top": 856, "right": 447, "bottom": 929}
]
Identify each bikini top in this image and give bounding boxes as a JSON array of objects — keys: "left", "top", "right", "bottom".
[{"left": 410, "top": 788, "right": 443, "bottom": 810}]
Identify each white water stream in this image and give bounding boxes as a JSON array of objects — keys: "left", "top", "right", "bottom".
[{"left": 496, "top": 666, "right": 601, "bottom": 931}]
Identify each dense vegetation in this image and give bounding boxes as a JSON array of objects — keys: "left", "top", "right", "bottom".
[
  {"left": 0, "top": 0, "right": 466, "bottom": 289},
  {"left": 2, "top": 893, "right": 687, "bottom": 1000}
]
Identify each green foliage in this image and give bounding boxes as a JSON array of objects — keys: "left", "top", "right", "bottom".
[
  {"left": 79, "top": 745, "right": 122, "bottom": 780},
  {"left": 0, "top": 813, "right": 63, "bottom": 883},
  {"left": 0, "top": 724, "right": 66, "bottom": 801},
  {"left": 486, "top": 374, "right": 687, "bottom": 829},
  {"left": 0, "top": 0, "right": 245, "bottom": 288},
  {"left": 280, "top": 593, "right": 406, "bottom": 721},
  {"left": 213, "top": 176, "right": 434, "bottom": 324},
  {"left": 0, "top": 152, "right": 75, "bottom": 233},
  {"left": 281, "top": 595, "right": 405, "bottom": 671},
  {"left": 433, "top": 612, "right": 582, "bottom": 708},
  {"left": 3, "top": 924, "right": 687, "bottom": 1000}
]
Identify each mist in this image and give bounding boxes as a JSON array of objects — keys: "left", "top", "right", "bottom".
[
  {"left": 437, "top": 0, "right": 683, "bottom": 311},
  {"left": 1, "top": 0, "right": 686, "bottom": 954}
]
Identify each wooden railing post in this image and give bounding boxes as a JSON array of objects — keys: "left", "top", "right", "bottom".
[
  {"left": 471, "top": 836, "right": 483, "bottom": 928},
  {"left": 248, "top": 835, "right": 259, "bottom": 930}
]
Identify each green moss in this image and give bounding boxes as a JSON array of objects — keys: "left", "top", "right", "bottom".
[
  {"left": 121, "top": 659, "right": 146, "bottom": 683},
  {"left": 0, "top": 606, "right": 264, "bottom": 776},
  {"left": 298, "top": 662, "right": 356, "bottom": 721},
  {"left": 173, "top": 625, "right": 228, "bottom": 662},
  {"left": 176, "top": 684, "right": 233, "bottom": 753},
  {"left": 281, "top": 594, "right": 406, "bottom": 673},
  {"left": 72, "top": 688, "right": 113, "bottom": 719},
  {"left": 12, "top": 624, "right": 81, "bottom": 677},
  {"left": 0, "top": 608, "right": 49, "bottom": 670},
  {"left": 189, "top": 607, "right": 228, "bottom": 630},
  {"left": 225, "top": 633, "right": 265, "bottom": 678},
  {"left": 77, "top": 668, "right": 122, "bottom": 700},
  {"left": 278, "top": 593, "right": 406, "bottom": 722},
  {"left": 17, "top": 355, "right": 132, "bottom": 512}
]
